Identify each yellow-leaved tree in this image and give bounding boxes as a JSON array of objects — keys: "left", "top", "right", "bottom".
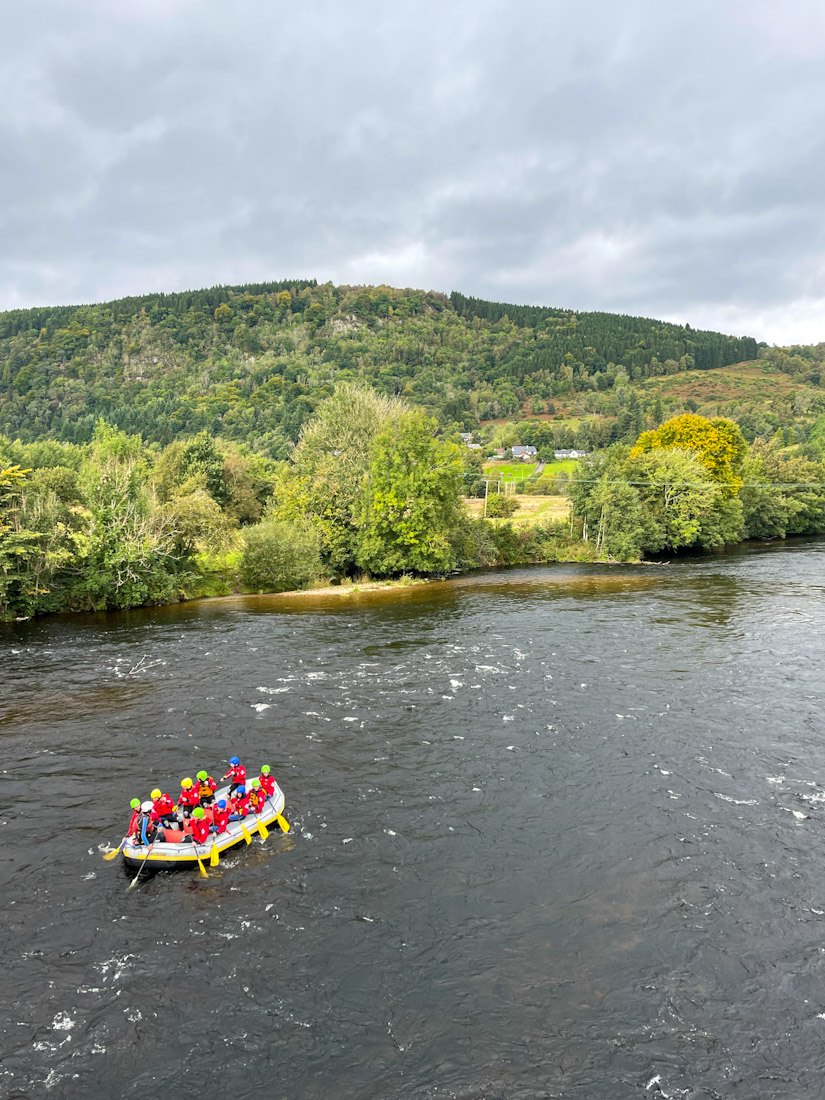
[{"left": 630, "top": 414, "right": 747, "bottom": 496}]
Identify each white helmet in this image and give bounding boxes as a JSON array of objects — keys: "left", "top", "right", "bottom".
[{"left": 140, "top": 800, "right": 153, "bottom": 812}]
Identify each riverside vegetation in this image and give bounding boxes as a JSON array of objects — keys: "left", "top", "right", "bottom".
[{"left": 2, "top": 282, "right": 825, "bottom": 620}]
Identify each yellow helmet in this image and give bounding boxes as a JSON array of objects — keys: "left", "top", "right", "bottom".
[
  {"left": 150, "top": 788, "right": 162, "bottom": 800},
  {"left": 181, "top": 777, "right": 193, "bottom": 789}
]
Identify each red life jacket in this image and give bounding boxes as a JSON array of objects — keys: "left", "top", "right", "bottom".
[
  {"left": 190, "top": 817, "right": 210, "bottom": 844},
  {"left": 227, "top": 763, "right": 246, "bottom": 784},
  {"left": 212, "top": 807, "right": 230, "bottom": 834},
  {"left": 259, "top": 774, "right": 275, "bottom": 797},
  {"left": 232, "top": 793, "right": 251, "bottom": 817},
  {"left": 128, "top": 810, "right": 140, "bottom": 834},
  {"left": 151, "top": 793, "right": 175, "bottom": 821},
  {"left": 178, "top": 787, "right": 200, "bottom": 807}
]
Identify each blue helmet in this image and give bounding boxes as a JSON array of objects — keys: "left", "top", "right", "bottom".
[
  {"left": 236, "top": 786, "right": 246, "bottom": 796},
  {"left": 217, "top": 799, "right": 227, "bottom": 809},
  {"left": 229, "top": 756, "right": 239, "bottom": 766}
]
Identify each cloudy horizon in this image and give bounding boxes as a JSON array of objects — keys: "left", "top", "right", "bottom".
[{"left": 2, "top": 0, "right": 825, "bottom": 344}]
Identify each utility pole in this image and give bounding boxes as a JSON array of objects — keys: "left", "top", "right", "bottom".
[{"left": 483, "top": 479, "right": 489, "bottom": 518}]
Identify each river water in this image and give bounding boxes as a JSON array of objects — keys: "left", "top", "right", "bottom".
[{"left": 2, "top": 542, "right": 825, "bottom": 1099}]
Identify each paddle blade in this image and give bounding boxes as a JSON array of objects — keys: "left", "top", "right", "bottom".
[
  {"left": 240, "top": 823, "right": 252, "bottom": 845},
  {"left": 276, "top": 813, "right": 290, "bottom": 834},
  {"left": 127, "top": 844, "right": 154, "bottom": 889},
  {"left": 104, "top": 837, "right": 127, "bottom": 861},
  {"left": 258, "top": 819, "right": 269, "bottom": 840},
  {"left": 196, "top": 855, "right": 209, "bottom": 878},
  {"left": 210, "top": 845, "right": 219, "bottom": 867}
]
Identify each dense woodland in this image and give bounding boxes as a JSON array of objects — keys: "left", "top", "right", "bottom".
[
  {"left": 0, "top": 280, "right": 770, "bottom": 455},
  {"left": 2, "top": 282, "right": 825, "bottom": 620}
]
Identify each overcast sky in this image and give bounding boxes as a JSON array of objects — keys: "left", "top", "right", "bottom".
[{"left": 2, "top": 1, "right": 824, "bottom": 343}]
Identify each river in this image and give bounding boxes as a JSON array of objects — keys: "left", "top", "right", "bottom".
[{"left": 2, "top": 541, "right": 825, "bottom": 1099}]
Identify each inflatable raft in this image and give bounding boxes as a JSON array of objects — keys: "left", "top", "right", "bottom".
[{"left": 122, "top": 781, "right": 288, "bottom": 872}]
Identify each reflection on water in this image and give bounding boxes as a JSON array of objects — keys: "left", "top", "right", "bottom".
[
  {"left": 1, "top": 543, "right": 825, "bottom": 1098},
  {"left": 0, "top": 682, "right": 152, "bottom": 730}
]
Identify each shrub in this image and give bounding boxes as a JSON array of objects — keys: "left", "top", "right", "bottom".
[
  {"left": 240, "top": 519, "right": 323, "bottom": 592},
  {"left": 485, "top": 494, "right": 520, "bottom": 518}
]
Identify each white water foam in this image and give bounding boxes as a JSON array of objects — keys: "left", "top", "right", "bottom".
[{"left": 715, "top": 793, "right": 758, "bottom": 806}]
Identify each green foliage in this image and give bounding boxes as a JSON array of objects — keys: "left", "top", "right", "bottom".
[
  {"left": 626, "top": 448, "right": 722, "bottom": 551},
  {"left": 568, "top": 450, "right": 647, "bottom": 560},
  {"left": 160, "top": 488, "right": 233, "bottom": 557},
  {"left": 239, "top": 519, "right": 323, "bottom": 592},
  {"left": 807, "top": 414, "right": 825, "bottom": 458},
  {"left": 484, "top": 494, "right": 520, "bottom": 518},
  {"left": 356, "top": 410, "right": 467, "bottom": 575},
  {"left": 0, "top": 465, "right": 40, "bottom": 617},
  {"left": 272, "top": 383, "right": 407, "bottom": 575},
  {"left": 741, "top": 440, "right": 825, "bottom": 538},
  {"left": 181, "top": 431, "right": 230, "bottom": 505},
  {"left": 0, "top": 280, "right": 769, "bottom": 458}
]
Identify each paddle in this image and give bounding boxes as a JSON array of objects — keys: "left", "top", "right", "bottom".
[
  {"left": 127, "top": 843, "right": 154, "bottom": 890},
  {"left": 195, "top": 845, "right": 209, "bottom": 878},
  {"left": 239, "top": 820, "right": 253, "bottom": 845},
  {"left": 104, "top": 836, "right": 128, "bottom": 861},
  {"left": 210, "top": 841, "right": 220, "bottom": 867},
  {"left": 264, "top": 793, "right": 290, "bottom": 834},
  {"left": 257, "top": 817, "right": 269, "bottom": 840}
]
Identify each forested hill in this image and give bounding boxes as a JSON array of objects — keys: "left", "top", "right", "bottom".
[
  {"left": 449, "top": 292, "right": 756, "bottom": 372},
  {"left": 0, "top": 279, "right": 767, "bottom": 456}
]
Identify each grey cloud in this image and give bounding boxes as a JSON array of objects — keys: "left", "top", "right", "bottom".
[{"left": 1, "top": 1, "right": 825, "bottom": 340}]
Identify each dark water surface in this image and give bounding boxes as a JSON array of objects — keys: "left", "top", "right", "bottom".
[{"left": 2, "top": 543, "right": 825, "bottom": 1099}]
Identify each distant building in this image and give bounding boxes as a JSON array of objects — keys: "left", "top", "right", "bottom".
[
  {"left": 459, "top": 432, "right": 473, "bottom": 443},
  {"left": 492, "top": 448, "right": 506, "bottom": 459},
  {"left": 554, "top": 449, "right": 586, "bottom": 459},
  {"left": 511, "top": 445, "right": 538, "bottom": 459},
  {"left": 467, "top": 442, "right": 482, "bottom": 450}
]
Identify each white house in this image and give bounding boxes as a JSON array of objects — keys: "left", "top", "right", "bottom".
[{"left": 511, "top": 445, "right": 538, "bottom": 459}]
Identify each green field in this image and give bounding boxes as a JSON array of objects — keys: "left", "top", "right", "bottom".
[
  {"left": 483, "top": 462, "right": 536, "bottom": 482},
  {"left": 483, "top": 458, "right": 580, "bottom": 483},
  {"left": 537, "top": 459, "right": 579, "bottom": 478}
]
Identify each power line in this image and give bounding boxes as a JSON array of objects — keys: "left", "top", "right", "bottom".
[{"left": 564, "top": 479, "right": 825, "bottom": 488}]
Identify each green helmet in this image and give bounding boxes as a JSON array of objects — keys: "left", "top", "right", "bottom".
[
  {"left": 260, "top": 765, "right": 271, "bottom": 775},
  {"left": 130, "top": 798, "right": 141, "bottom": 810},
  {"left": 193, "top": 807, "right": 205, "bottom": 819},
  {"left": 196, "top": 770, "right": 208, "bottom": 781},
  {"left": 251, "top": 778, "right": 261, "bottom": 788}
]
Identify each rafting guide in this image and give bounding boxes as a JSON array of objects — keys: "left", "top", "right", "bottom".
[{"left": 104, "top": 755, "right": 291, "bottom": 882}]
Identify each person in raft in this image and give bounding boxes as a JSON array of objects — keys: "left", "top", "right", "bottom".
[
  {"left": 259, "top": 765, "right": 275, "bottom": 799},
  {"left": 211, "top": 799, "right": 231, "bottom": 835},
  {"left": 127, "top": 798, "right": 142, "bottom": 835},
  {"left": 230, "top": 785, "right": 251, "bottom": 818},
  {"left": 150, "top": 788, "right": 179, "bottom": 830},
  {"left": 195, "top": 770, "right": 217, "bottom": 807},
  {"left": 177, "top": 777, "right": 201, "bottom": 819},
  {"left": 186, "top": 806, "right": 210, "bottom": 845},
  {"left": 222, "top": 756, "right": 247, "bottom": 796},
  {"left": 133, "top": 800, "right": 164, "bottom": 845},
  {"left": 248, "top": 778, "right": 266, "bottom": 814}
]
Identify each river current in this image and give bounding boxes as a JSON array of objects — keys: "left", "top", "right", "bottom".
[{"left": 2, "top": 542, "right": 825, "bottom": 1099}]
